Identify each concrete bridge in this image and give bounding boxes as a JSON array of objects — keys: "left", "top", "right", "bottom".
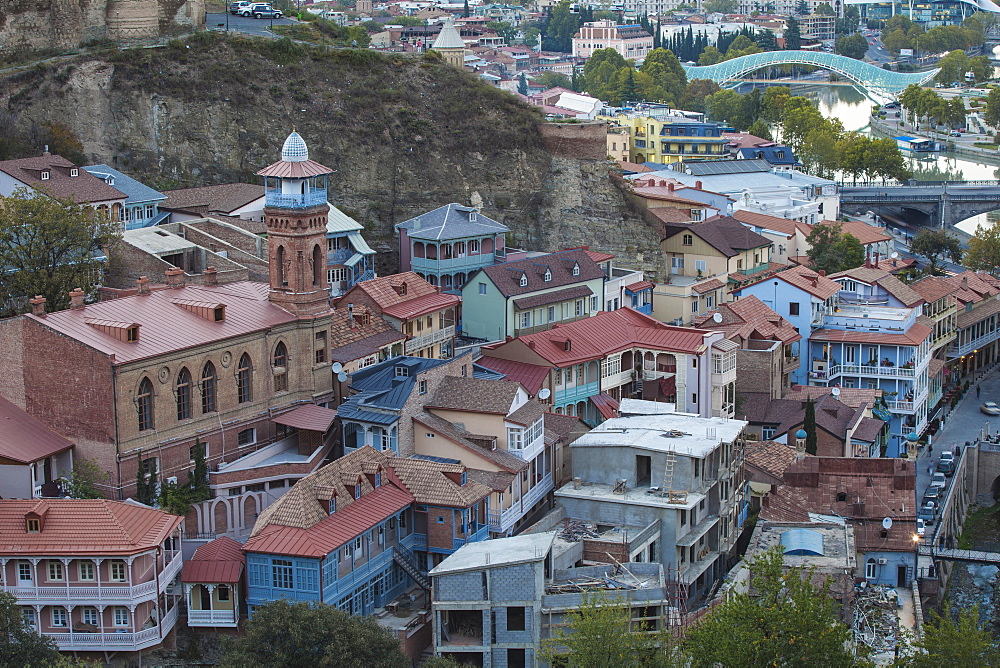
[{"left": 839, "top": 180, "right": 1000, "bottom": 229}]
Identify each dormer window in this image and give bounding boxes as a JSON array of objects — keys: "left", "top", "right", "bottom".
[
  {"left": 519, "top": 273, "right": 528, "bottom": 287},
  {"left": 40, "top": 171, "right": 49, "bottom": 180},
  {"left": 126, "top": 325, "right": 139, "bottom": 342},
  {"left": 572, "top": 263, "right": 580, "bottom": 276},
  {"left": 460, "top": 471, "right": 467, "bottom": 486},
  {"left": 329, "top": 497, "right": 336, "bottom": 514},
  {"left": 543, "top": 269, "right": 552, "bottom": 282},
  {"left": 375, "top": 472, "right": 381, "bottom": 487},
  {"left": 213, "top": 306, "right": 225, "bottom": 322},
  {"left": 470, "top": 212, "right": 477, "bottom": 222},
  {"left": 70, "top": 168, "right": 79, "bottom": 177},
  {"left": 354, "top": 483, "right": 362, "bottom": 499},
  {"left": 26, "top": 519, "right": 40, "bottom": 533},
  {"left": 395, "top": 366, "right": 409, "bottom": 377}
]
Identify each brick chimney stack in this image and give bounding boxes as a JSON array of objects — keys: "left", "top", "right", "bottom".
[
  {"left": 29, "top": 295, "right": 46, "bottom": 317},
  {"left": 165, "top": 266, "right": 185, "bottom": 288},
  {"left": 136, "top": 276, "right": 150, "bottom": 294},
  {"left": 203, "top": 266, "right": 219, "bottom": 286},
  {"left": 68, "top": 288, "right": 85, "bottom": 310}
]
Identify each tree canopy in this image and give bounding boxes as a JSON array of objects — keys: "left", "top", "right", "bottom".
[
  {"left": 902, "top": 605, "right": 1000, "bottom": 667},
  {"left": 965, "top": 222, "right": 1000, "bottom": 274},
  {"left": 835, "top": 33, "right": 868, "bottom": 60},
  {"left": 220, "top": 599, "right": 408, "bottom": 668},
  {"left": 0, "top": 591, "right": 65, "bottom": 666},
  {"left": 543, "top": 0, "right": 580, "bottom": 52},
  {"left": 911, "top": 229, "right": 962, "bottom": 275},
  {"left": 807, "top": 222, "right": 866, "bottom": 274},
  {"left": 0, "top": 188, "right": 120, "bottom": 318}
]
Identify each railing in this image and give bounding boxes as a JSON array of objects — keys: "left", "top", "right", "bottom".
[
  {"left": 488, "top": 503, "right": 522, "bottom": 533},
  {"left": 405, "top": 325, "right": 455, "bottom": 355},
  {"left": 160, "top": 554, "right": 182, "bottom": 591},
  {"left": 951, "top": 328, "right": 1000, "bottom": 357},
  {"left": 828, "top": 363, "right": 917, "bottom": 378},
  {"left": 265, "top": 189, "right": 327, "bottom": 210},
  {"left": 327, "top": 247, "right": 354, "bottom": 264},
  {"left": 8, "top": 579, "right": 157, "bottom": 602},
  {"left": 411, "top": 254, "right": 493, "bottom": 272},
  {"left": 601, "top": 369, "right": 634, "bottom": 389},
  {"left": 886, "top": 389, "right": 927, "bottom": 412},
  {"left": 47, "top": 605, "right": 174, "bottom": 651},
  {"left": 188, "top": 609, "right": 238, "bottom": 625},
  {"left": 523, "top": 474, "right": 553, "bottom": 509},
  {"left": 555, "top": 381, "right": 600, "bottom": 406}
]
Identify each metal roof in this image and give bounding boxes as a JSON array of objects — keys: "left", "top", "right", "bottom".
[
  {"left": 0, "top": 396, "right": 74, "bottom": 464},
  {"left": 780, "top": 527, "right": 825, "bottom": 556},
  {"left": 676, "top": 159, "right": 771, "bottom": 176},
  {"left": 271, "top": 404, "right": 337, "bottom": 432},
  {"left": 181, "top": 536, "right": 245, "bottom": 583},
  {"left": 395, "top": 203, "right": 508, "bottom": 241},
  {"left": 83, "top": 165, "right": 166, "bottom": 205}
]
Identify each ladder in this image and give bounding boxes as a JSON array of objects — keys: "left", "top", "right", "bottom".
[{"left": 660, "top": 452, "right": 676, "bottom": 497}]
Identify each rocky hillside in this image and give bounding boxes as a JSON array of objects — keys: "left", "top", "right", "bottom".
[{"left": 0, "top": 33, "right": 662, "bottom": 276}]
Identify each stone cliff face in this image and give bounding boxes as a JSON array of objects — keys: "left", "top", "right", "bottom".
[{"left": 0, "top": 34, "right": 662, "bottom": 275}]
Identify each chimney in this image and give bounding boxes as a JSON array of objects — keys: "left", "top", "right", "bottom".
[
  {"left": 203, "top": 266, "right": 218, "bottom": 286},
  {"left": 695, "top": 180, "right": 703, "bottom": 189},
  {"left": 68, "top": 288, "right": 85, "bottom": 310},
  {"left": 818, "top": 270, "right": 826, "bottom": 277},
  {"left": 136, "top": 276, "right": 150, "bottom": 295},
  {"left": 347, "top": 303, "right": 356, "bottom": 328},
  {"left": 668, "top": 183, "right": 675, "bottom": 192},
  {"left": 29, "top": 295, "right": 46, "bottom": 317},
  {"left": 42, "top": 145, "right": 50, "bottom": 156},
  {"left": 165, "top": 266, "right": 185, "bottom": 288},
  {"left": 811, "top": 276, "right": 818, "bottom": 287},
  {"left": 527, "top": 340, "right": 536, "bottom": 349}
]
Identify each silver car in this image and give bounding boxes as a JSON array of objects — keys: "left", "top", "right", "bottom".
[{"left": 981, "top": 401, "right": 1000, "bottom": 416}]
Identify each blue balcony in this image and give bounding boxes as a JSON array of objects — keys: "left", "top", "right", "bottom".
[
  {"left": 555, "top": 381, "right": 600, "bottom": 406},
  {"left": 265, "top": 188, "right": 328, "bottom": 210},
  {"left": 411, "top": 254, "right": 495, "bottom": 273},
  {"left": 328, "top": 247, "right": 354, "bottom": 264}
]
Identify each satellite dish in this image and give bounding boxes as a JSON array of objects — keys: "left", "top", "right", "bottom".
[
  {"left": 337, "top": 371, "right": 348, "bottom": 382},
  {"left": 538, "top": 388, "right": 551, "bottom": 400},
  {"left": 882, "top": 517, "right": 893, "bottom": 530},
  {"left": 831, "top": 387, "right": 841, "bottom": 397},
  {"left": 891, "top": 252, "right": 899, "bottom": 259},
  {"left": 332, "top": 362, "right": 343, "bottom": 373},
  {"left": 712, "top": 312, "right": 723, "bottom": 323}
]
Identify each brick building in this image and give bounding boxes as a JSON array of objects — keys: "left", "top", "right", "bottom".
[{"left": 0, "top": 132, "right": 338, "bottom": 513}]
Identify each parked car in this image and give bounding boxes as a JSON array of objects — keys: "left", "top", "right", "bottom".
[
  {"left": 242, "top": 3, "right": 282, "bottom": 17},
  {"left": 922, "top": 486, "right": 940, "bottom": 502},
  {"left": 930, "top": 472, "right": 947, "bottom": 489},
  {"left": 918, "top": 501, "right": 937, "bottom": 524},
  {"left": 950, "top": 130, "right": 962, "bottom": 137},
  {"left": 229, "top": 1, "right": 250, "bottom": 13},
  {"left": 916, "top": 518, "right": 926, "bottom": 536},
  {"left": 937, "top": 458, "right": 955, "bottom": 476},
  {"left": 940, "top": 450, "right": 955, "bottom": 462},
  {"left": 982, "top": 401, "right": 1000, "bottom": 416}
]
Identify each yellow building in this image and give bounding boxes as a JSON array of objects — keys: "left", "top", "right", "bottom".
[{"left": 603, "top": 112, "right": 729, "bottom": 165}]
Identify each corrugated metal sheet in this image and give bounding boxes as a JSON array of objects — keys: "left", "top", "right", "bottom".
[
  {"left": 256, "top": 159, "right": 335, "bottom": 178},
  {"left": 0, "top": 396, "right": 74, "bottom": 463},
  {"left": 182, "top": 536, "right": 245, "bottom": 583},
  {"left": 780, "top": 528, "right": 825, "bottom": 556},
  {"left": 272, "top": 404, "right": 337, "bottom": 432}
]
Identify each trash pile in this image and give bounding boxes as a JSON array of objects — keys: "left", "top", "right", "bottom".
[
  {"left": 557, "top": 519, "right": 601, "bottom": 542},
  {"left": 545, "top": 564, "right": 652, "bottom": 594},
  {"left": 853, "top": 583, "right": 899, "bottom": 655}
]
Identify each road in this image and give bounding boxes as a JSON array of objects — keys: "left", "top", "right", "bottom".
[
  {"left": 206, "top": 11, "right": 297, "bottom": 38},
  {"left": 865, "top": 31, "right": 891, "bottom": 63}
]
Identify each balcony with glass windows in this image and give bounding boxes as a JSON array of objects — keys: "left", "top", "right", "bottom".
[{"left": 265, "top": 187, "right": 328, "bottom": 210}]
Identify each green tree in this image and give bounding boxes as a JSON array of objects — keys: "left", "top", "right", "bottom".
[
  {"left": 0, "top": 591, "right": 65, "bottom": 665},
  {"left": 135, "top": 459, "right": 148, "bottom": 505},
  {"left": 684, "top": 547, "right": 854, "bottom": 667},
  {"left": 523, "top": 26, "right": 540, "bottom": 49},
  {"left": 755, "top": 29, "right": 778, "bottom": 51},
  {"left": 705, "top": 0, "right": 737, "bottom": 13},
  {"left": 0, "top": 188, "right": 120, "bottom": 317},
  {"left": 41, "top": 122, "right": 86, "bottom": 166},
  {"left": 189, "top": 440, "right": 211, "bottom": 502},
  {"left": 698, "top": 45, "right": 725, "bottom": 65},
  {"left": 966, "top": 222, "right": 1000, "bottom": 274},
  {"left": 462, "top": 0, "right": 469, "bottom": 18},
  {"left": 831, "top": 233, "right": 866, "bottom": 274},
  {"left": 747, "top": 118, "right": 772, "bottom": 140},
  {"left": 807, "top": 221, "right": 865, "bottom": 274},
  {"left": 935, "top": 49, "right": 970, "bottom": 83},
  {"left": 488, "top": 21, "right": 517, "bottom": 44},
  {"left": 985, "top": 86, "right": 1000, "bottom": 128},
  {"left": 544, "top": 0, "right": 580, "bottom": 52},
  {"left": 785, "top": 17, "right": 801, "bottom": 49},
  {"left": 882, "top": 28, "right": 912, "bottom": 56},
  {"left": 795, "top": 0, "right": 809, "bottom": 14},
  {"left": 639, "top": 48, "right": 688, "bottom": 104},
  {"left": 584, "top": 49, "right": 630, "bottom": 101},
  {"left": 911, "top": 229, "right": 962, "bottom": 275},
  {"left": 536, "top": 71, "right": 572, "bottom": 90},
  {"left": 677, "top": 79, "right": 722, "bottom": 112},
  {"left": 902, "top": 605, "right": 1000, "bottom": 666},
  {"left": 816, "top": 2, "right": 836, "bottom": 14},
  {"left": 62, "top": 457, "right": 109, "bottom": 499},
  {"left": 835, "top": 33, "right": 868, "bottom": 59},
  {"left": 803, "top": 397, "right": 818, "bottom": 455},
  {"left": 220, "top": 599, "right": 408, "bottom": 667},
  {"left": 517, "top": 72, "right": 528, "bottom": 95},
  {"left": 540, "top": 592, "right": 680, "bottom": 667}
]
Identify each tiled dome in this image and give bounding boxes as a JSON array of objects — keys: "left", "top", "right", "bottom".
[{"left": 281, "top": 131, "right": 309, "bottom": 163}]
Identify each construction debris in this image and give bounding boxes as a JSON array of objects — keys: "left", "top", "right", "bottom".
[
  {"left": 557, "top": 519, "right": 600, "bottom": 543},
  {"left": 545, "top": 564, "right": 652, "bottom": 595},
  {"left": 853, "top": 582, "right": 900, "bottom": 655}
]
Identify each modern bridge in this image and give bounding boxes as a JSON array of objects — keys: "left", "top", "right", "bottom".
[
  {"left": 839, "top": 180, "right": 1000, "bottom": 228},
  {"left": 681, "top": 51, "right": 938, "bottom": 103}
]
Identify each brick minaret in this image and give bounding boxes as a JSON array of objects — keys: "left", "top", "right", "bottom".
[{"left": 257, "top": 131, "right": 334, "bottom": 317}]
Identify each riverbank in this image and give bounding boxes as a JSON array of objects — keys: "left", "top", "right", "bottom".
[{"left": 870, "top": 116, "right": 1000, "bottom": 168}]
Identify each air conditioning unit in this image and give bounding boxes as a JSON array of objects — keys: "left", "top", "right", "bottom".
[
  {"left": 878, "top": 558, "right": 888, "bottom": 565},
  {"left": 166, "top": 476, "right": 178, "bottom": 485}
]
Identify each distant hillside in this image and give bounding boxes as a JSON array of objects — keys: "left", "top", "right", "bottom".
[{"left": 0, "top": 33, "right": 664, "bottom": 277}]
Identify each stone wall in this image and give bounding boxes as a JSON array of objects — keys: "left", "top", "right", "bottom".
[{"left": 537, "top": 122, "right": 609, "bottom": 161}]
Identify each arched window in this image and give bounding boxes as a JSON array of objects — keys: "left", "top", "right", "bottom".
[
  {"left": 276, "top": 245, "right": 287, "bottom": 287},
  {"left": 176, "top": 367, "right": 192, "bottom": 421},
  {"left": 313, "top": 244, "right": 323, "bottom": 287},
  {"left": 137, "top": 377, "right": 154, "bottom": 431},
  {"left": 273, "top": 342, "right": 288, "bottom": 393},
  {"left": 201, "top": 362, "right": 217, "bottom": 414},
  {"left": 237, "top": 354, "right": 253, "bottom": 404}
]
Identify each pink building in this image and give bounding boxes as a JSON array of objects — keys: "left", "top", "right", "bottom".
[{"left": 572, "top": 21, "right": 654, "bottom": 61}]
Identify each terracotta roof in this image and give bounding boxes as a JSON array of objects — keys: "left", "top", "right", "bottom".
[
  {"left": 617, "top": 160, "right": 654, "bottom": 173},
  {"left": 480, "top": 250, "right": 605, "bottom": 298},
  {"left": 579, "top": 248, "right": 616, "bottom": 264},
  {"left": 542, "top": 412, "right": 590, "bottom": 443},
  {"left": 625, "top": 280, "right": 654, "bottom": 292},
  {"left": 731, "top": 209, "right": 810, "bottom": 237},
  {"left": 413, "top": 411, "right": 528, "bottom": 473},
  {"left": 489, "top": 308, "right": 710, "bottom": 367},
  {"left": 694, "top": 295, "right": 800, "bottom": 345},
  {"left": 836, "top": 220, "right": 892, "bottom": 246},
  {"left": 785, "top": 385, "right": 882, "bottom": 408},
  {"left": 590, "top": 392, "right": 620, "bottom": 420},
  {"left": 0, "top": 396, "right": 74, "bottom": 464},
  {"left": 765, "top": 265, "right": 840, "bottom": 300},
  {"left": 663, "top": 216, "right": 771, "bottom": 257},
  {"left": 256, "top": 159, "right": 335, "bottom": 179},
  {"left": 271, "top": 404, "right": 337, "bottom": 432},
  {"left": 329, "top": 303, "right": 406, "bottom": 363},
  {"left": 160, "top": 183, "right": 265, "bottom": 215},
  {"left": 691, "top": 278, "right": 725, "bottom": 294},
  {"left": 507, "top": 399, "right": 546, "bottom": 427},
  {"left": 810, "top": 322, "right": 932, "bottom": 346},
  {"left": 341, "top": 272, "right": 448, "bottom": 318},
  {"left": 829, "top": 267, "right": 922, "bottom": 307},
  {"left": 944, "top": 271, "right": 1000, "bottom": 305},
  {"left": 512, "top": 285, "right": 593, "bottom": 310},
  {"left": 721, "top": 132, "right": 773, "bottom": 150},
  {"left": 851, "top": 417, "right": 884, "bottom": 443},
  {"left": 427, "top": 376, "right": 521, "bottom": 415},
  {"left": 743, "top": 440, "right": 797, "bottom": 480},
  {"left": 474, "top": 356, "right": 551, "bottom": 396},
  {"left": 466, "top": 469, "right": 516, "bottom": 492},
  {"left": 630, "top": 185, "right": 707, "bottom": 207},
  {"left": 728, "top": 261, "right": 785, "bottom": 284},
  {"left": 0, "top": 154, "right": 126, "bottom": 204},
  {"left": 957, "top": 296, "right": 1000, "bottom": 329},
  {"left": 381, "top": 291, "right": 461, "bottom": 320},
  {"left": 648, "top": 207, "right": 698, "bottom": 224},
  {"left": 0, "top": 500, "right": 182, "bottom": 556},
  {"left": 331, "top": 329, "right": 407, "bottom": 364},
  {"left": 875, "top": 257, "right": 916, "bottom": 273},
  {"left": 390, "top": 456, "right": 491, "bottom": 507},
  {"left": 181, "top": 536, "right": 245, "bottom": 583},
  {"left": 909, "top": 275, "right": 958, "bottom": 304},
  {"left": 25, "top": 281, "right": 299, "bottom": 364}
]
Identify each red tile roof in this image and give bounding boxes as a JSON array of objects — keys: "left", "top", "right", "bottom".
[
  {"left": 25, "top": 281, "right": 298, "bottom": 364},
  {"left": 616, "top": 160, "right": 653, "bottom": 173},
  {"left": 835, "top": 220, "right": 892, "bottom": 247},
  {"left": 731, "top": 210, "right": 810, "bottom": 237},
  {"left": 341, "top": 272, "right": 454, "bottom": 320},
  {"left": 256, "top": 159, "right": 335, "bottom": 178},
  {"left": 0, "top": 155, "right": 126, "bottom": 204},
  {"left": 489, "top": 308, "right": 709, "bottom": 367},
  {"left": 760, "top": 265, "right": 840, "bottom": 300},
  {"left": 380, "top": 291, "right": 461, "bottom": 320},
  {"left": 695, "top": 295, "right": 801, "bottom": 345},
  {"left": 160, "top": 183, "right": 265, "bottom": 215},
  {"left": 271, "top": 404, "right": 337, "bottom": 432},
  {"left": 810, "top": 322, "right": 932, "bottom": 346},
  {"left": 0, "top": 396, "right": 74, "bottom": 464},
  {"left": 629, "top": 185, "right": 707, "bottom": 207},
  {"left": 579, "top": 248, "right": 616, "bottom": 264},
  {"left": 474, "top": 356, "right": 551, "bottom": 395},
  {"left": 244, "top": 483, "right": 413, "bottom": 558},
  {"left": 829, "top": 267, "right": 922, "bottom": 307},
  {"left": 691, "top": 278, "right": 725, "bottom": 294},
  {"left": 909, "top": 275, "right": 958, "bottom": 304},
  {"left": 181, "top": 536, "right": 245, "bottom": 583},
  {"left": 785, "top": 385, "right": 882, "bottom": 408},
  {"left": 648, "top": 207, "right": 698, "bottom": 224},
  {"left": 0, "top": 500, "right": 182, "bottom": 556},
  {"left": 625, "top": 280, "right": 654, "bottom": 292}
]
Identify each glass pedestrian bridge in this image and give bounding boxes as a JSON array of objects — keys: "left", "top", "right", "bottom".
[{"left": 681, "top": 51, "right": 938, "bottom": 104}]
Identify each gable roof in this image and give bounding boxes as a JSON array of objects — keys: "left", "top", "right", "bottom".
[
  {"left": 329, "top": 303, "right": 407, "bottom": 364},
  {"left": 341, "top": 356, "right": 454, "bottom": 416},
  {"left": 160, "top": 183, "right": 265, "bottom": 215},
  {"left": 413, "top": 411, "right": 528, "bottom": 473},
  {"left": 83, "top": 165, "right": 166, "bottom": 205},
  {"left": 762, "top": 265, "right": 840, "bottom": 300},
  {"left": 342, "top": 272, "right": 458, "bottom": 318},
  {"left": 909, "top": 275, "right": 958, "bottom": 304},
  {"left": 784, "top": 385, "right": 882, "bottom": 408},
  {"left": 744, "top": 440, "right": 798, "bottom": 480},
  {"left": 428, "top": 376, "right": 522, "bottom": 415},
  {"left": 0, "top": 154, "right": 126, "bottom": 204},
  {"left": 731, "top": 209, "right": 810, "bottom": 237},
  {"left": 663, "top": 216, "right": 771, "bottom": 257},
  {"left": 0, "top": 500, "right": 182, "bottom": 556},
  {"left": 836, "top": 220, "right": 892, "bottom": 247},
  {"left": 694, "top": 295, "right": 800, "bottom": 345},
  {"left": 181, "top": 536, "right": 245, "bottom": 583},
  {"left": 829, "top": 266, "right": 923, "bottom": 307},
  {"left": 480, "top": 249, "right": 604, "bottom": 298},
  {"left": 395, "top": 203, "right": 508, "bottom": 241},
  {"left": 810, "top": 321, "right": 932, "bottom": 346},
  {"left": 0, "top": 396, "right": 74, "bottom": 464},
  {"left": 473, "top": 356, "right": 550, "bottom": 396}
]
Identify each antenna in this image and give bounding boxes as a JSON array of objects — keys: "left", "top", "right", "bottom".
[
  {"left": 831, "top": 387, "right": 841, "bottom": 397},
  {"left": 882, "top": 517, "right": 893, "bottom": 530},
  {"left": 332, "top": 362, "right": 343, "bottom": 373},
  {"left": 538, "top": 388, "right": 551, "bottom": 400},
  {"left": 712, "top": 312, "right": 723, "bottom": 323}
]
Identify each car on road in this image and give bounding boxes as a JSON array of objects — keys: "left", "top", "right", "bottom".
[
  {"left": 982, "top": 401, "right": 1000, "bottom": 416},
  {"left": 916, "top": 518, "right": 926, "bottom": 536},
  {"left": 918, "top": 502, "right": 937, "bottom": 523},
  {"left": 241, "top": 3, "right": 282, "bottom": 17},
  {"left": 940, "top": 450, "right": 955, "bottom": 463},
  {"left": 937, "top": 458, "right": 955, "bottom": 476},
  {"left": 229, "top": 1, "right": 250, "bottom": 13},
  {"left": 930, "top": 472, "right": 947, "bottom": 489},
  {"left": 950, "top": 130, "right": 962, "bottom": 137},
  {"left": 923, "top": 485, "right": 940, "bottom": 503}
]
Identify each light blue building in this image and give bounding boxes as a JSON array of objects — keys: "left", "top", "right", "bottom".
[
  {"left": 325, "top": 204, "right": 376, "bottom": 297},
  {"left": 83, "top": 164, "right": 167, "bottom": 229}
]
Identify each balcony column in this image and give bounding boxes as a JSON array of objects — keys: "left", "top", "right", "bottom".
[
  {"left": 31, "top": 559, "right": 40, "bottom": 597},
  {"left": 129, "top": 603, "right": 137, "bottom": 635},
  {"left": 0, "top": 558, "right": 6, "bottom": 588},
  {"left": 66, "top": 604, "right": 75, "bottom": 644},
  {"left": 93, "top": 558, "right": 103, "bottom": 601},
  {"left": 32, "top": 605, "right": 42, "bottom": 635},
  {"left": 206, "top": 584, "right": 217, "bottom": 615},
  {"left": 184, "top": 583, "right": 194, "bottom": 612},
  {"left": 96, "top": 604, "right": 106, "bottom": 637},
  {"left": 126, "top": 556, "right": 135, "bottom": 589},
  {"left": 61, "top": 558, "right": 71, "bottom": 600}
]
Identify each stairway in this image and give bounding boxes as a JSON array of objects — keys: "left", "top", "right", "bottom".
[{"left": 394, "top": 545, "right": 431, "bottom": 590}]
